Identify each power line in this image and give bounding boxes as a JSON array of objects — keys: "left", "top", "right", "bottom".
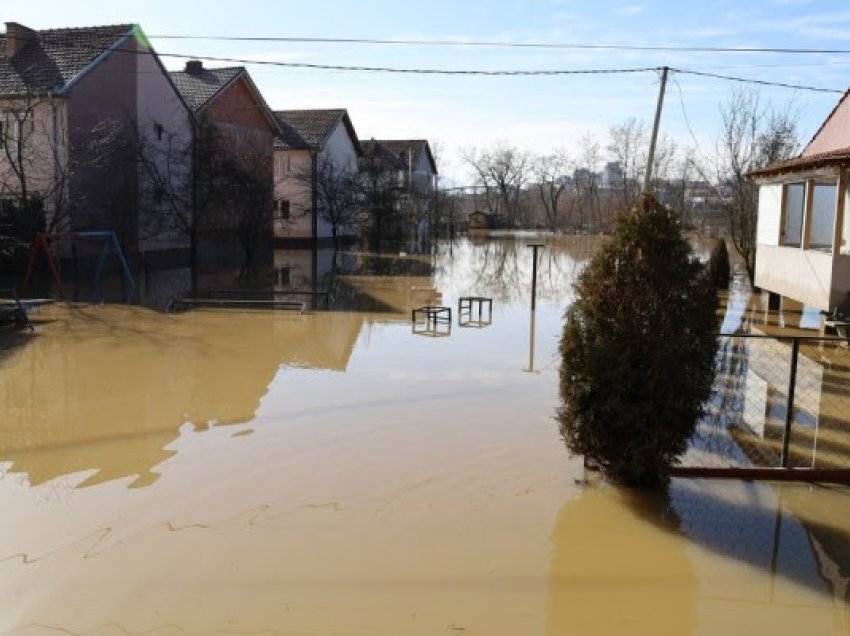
[
  {"left": 34, "top": 37, "right": 850, "bottom": 92},
  {"left": 159, "top": 51, "right": 661, "bottom": 76},
  {"left": 142, "top": 33, "right": 850, "bottom": 55},
  {"left": 673, "top": 67, "right": 845, "bottom": 94}
]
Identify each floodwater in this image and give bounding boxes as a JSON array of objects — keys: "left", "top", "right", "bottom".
[{"left": 1, "top": 237, "right": 849, "bottom": 635}]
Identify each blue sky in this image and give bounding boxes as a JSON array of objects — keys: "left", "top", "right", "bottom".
[{"left": 7, "top": 0, "right": 850, "bottom": 181}]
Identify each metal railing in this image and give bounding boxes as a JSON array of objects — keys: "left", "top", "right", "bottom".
[{"left": 678, "top": 333, "right": 850, "bottom": 481}]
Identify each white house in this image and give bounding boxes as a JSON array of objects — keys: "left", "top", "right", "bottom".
[
  {"left": 358, "top": 138, "right": 438, "bottom": 245},
  {"left": 750, "top": 91, "right": 850, "bottom": 316}
]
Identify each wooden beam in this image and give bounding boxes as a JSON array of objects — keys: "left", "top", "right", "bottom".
[
  {"left": 802, "top": 178, "right": 815, "bottom": 249},
  {"left": 835, "top": 169, "right": 847, "bottom": 256}
]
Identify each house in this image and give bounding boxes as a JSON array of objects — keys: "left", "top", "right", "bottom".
[
  {"left": 0, "top": 22, "right": 193, "bottom": 257},
  {"left": 468, "top": 210, "right": 493, "bottom": 231},
  {"left": 272, "top": 109, "right": 362, "bottom": 246},
  {"left": 170, "top": 61, "right": 279, "bottom": 253},
  {"left": 358, "top": 138, "right": 438, "bottom": 245},
  {"left": 750, "top": 91, "right": 850, "bottom": 316}
]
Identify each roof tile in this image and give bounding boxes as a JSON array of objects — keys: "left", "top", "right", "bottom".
[
  {"left": 169, "top": 66, "right": 244, "bottom": 113},
  {"left": 0, "top": 24, "right": 133, "bottom": 96}
]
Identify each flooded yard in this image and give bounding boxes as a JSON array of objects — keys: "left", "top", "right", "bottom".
[{"left": 1, "top": 237, "right": 849, "bottom": 635}]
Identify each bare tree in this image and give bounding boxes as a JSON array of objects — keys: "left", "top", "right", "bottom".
[
  {"left": 532, "top": 149, "right": 572, "bottom": 232},
  {"left": 607, "top": 118, "right": 647, "bottom": 208},
  {"left": 713, "top": 87, "right": 798, "bottom": 281},
  {"left": 462, "top": 143, "right": 531, "bottom": 227},
  {"left": 0, "top": 92, "right": 73, "bottom": 257},
  {"left": 290, "top": 155, "right": 357, "bottom": 248},
  {"left": 573, "top": 135, "right": 602, "bottom": 232},
  {"left": 356, "top": 143, "right": 403, "bottom": 245}
]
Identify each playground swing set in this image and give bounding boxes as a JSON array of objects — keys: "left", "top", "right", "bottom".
[{"left": 19, "top": 230, "right": 136, "bottom": 304}]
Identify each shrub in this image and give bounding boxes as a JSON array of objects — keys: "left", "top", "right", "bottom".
[
  {"left": 559, "top": 194, "right": 718, "bottom": 487},
  {"left": 706, "top": 238, "right": 731, "bottom": 289}
]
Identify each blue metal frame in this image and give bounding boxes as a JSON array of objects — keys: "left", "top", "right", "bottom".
[{"left": 76, "top": 231, "right": 136, "bottom": 304}]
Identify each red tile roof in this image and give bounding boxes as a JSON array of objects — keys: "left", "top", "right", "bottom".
[{"left": 748, "top": 146, "right": 850, "bottom": 178}]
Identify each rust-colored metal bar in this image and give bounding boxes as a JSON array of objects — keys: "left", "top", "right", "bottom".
[{"left": 669, "top": 466, "right": 850, "bottom": 485}]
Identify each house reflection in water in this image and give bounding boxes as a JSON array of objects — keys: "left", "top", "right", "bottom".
[
  {"left": 709, "top": 291, "right": 850, "bottom": 471},
  {"left": 0, "top": 308, "right": 358, "bottom": 489},
  {"left": 0, "top": 246, "right": 443, "bottom": 491}
]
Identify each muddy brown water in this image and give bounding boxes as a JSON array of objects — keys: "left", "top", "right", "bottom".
[{"left": 1, "top": 237, "right": 849, "bottom": 635}]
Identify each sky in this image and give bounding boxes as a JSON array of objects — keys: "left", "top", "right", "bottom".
[{"left": 6, "top": 0, "right": 850, "bottom": 182}]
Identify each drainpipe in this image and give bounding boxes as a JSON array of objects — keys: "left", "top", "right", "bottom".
[
  {"left": 311, "top": 149, "right": 318, "bottom": 243},
  {"left": 49, "top": 90, "right": 60, "bottom": 230}
]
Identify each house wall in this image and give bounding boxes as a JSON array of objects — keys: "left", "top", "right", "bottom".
[
  {"left": 134, "top": 40, "right": 193, "bottom": 253},
  {"left": 202, "top": 77, "right": 274, "bottom": 234},
  {"left": 317, "top": 121, "right": 359, "bottom": 239},
  {"left": 756, "top": 183, "right": 783, "bottom": 246},
  {"left": 831, "top": 255, "right": 850, "bottom": 309},
  {"left": 275, "top": 120, "right": 359, "bottom": 243},
  {"left": 411, "top": 149, "right": 435, "bottom": 194},
  {"left": 274, "top": 149, "right": 313, "bottom": 240},
  {"left": 755, "top": 245, "right": 834, "bottom": 310},
  {"left": 803, "top": 95, "right": 850, "bottom": 157},
  {"left": 0, "top": 95, "right": 68, "bottom": 223},
  {"left": 66, "top": 33, "right": 139, "bottom": 242}
]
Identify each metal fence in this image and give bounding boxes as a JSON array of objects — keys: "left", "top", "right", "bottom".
[{"left": 678, "top": 334, "right": 850, "bottom": 481}]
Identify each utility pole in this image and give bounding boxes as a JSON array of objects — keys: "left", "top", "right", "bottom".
[
  {"left": 526, "top": 243, "right": 544, "bottom": 373},
  {"left": 643, "top": 66, "right": 669, "bottom": 194}
]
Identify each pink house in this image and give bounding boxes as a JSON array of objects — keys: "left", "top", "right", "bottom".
[{"left": 273, "top": 109, "right": 362, "bottom": 245}]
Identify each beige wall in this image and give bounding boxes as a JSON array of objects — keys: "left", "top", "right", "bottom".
[
  {"left": 0, "top": 95, "right": 69, "bottom": 228},
  {"left": 274, "top": 119, "right": 359, "bottom": 241},
  {"left": 755, "top": 245, "right": 834, "bottom": 310},
  {"left": 274, "top": 149, "right": 313, "bottom": 240}
]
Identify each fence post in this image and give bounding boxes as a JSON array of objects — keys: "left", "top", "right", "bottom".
[{"left": 781, "top": 338, "right": 800, "bottom": 468}]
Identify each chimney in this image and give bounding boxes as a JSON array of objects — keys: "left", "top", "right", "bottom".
[
  {"left": 185, "top": 59, "right": 203, "bottom": 74},
  {"left": 4, "top": 22, "right": 37, "bottom": 59}
]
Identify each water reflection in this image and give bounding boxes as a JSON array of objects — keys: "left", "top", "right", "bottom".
[
  {"left": 549, "top": 480, "right": 850, "bottom": 634},
  {"left": 3, "top": 236, "right": 850, "bottom": 633},
  {"left": 692, "top": 284, "right": 850, "bottom": 470},
  {"left": 547, "top": 485, "right": 697, "bottom": 635},
  {"left": 0, "top": 307, "right": 363, "bottom": 487}
]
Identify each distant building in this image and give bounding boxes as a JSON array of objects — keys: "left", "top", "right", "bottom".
[
  {"left": 750, "top": 89, "right": 850, "bottom": 315},
  {"left": 573, "top": 168, "right": 602, "bottom": 189},
  {"left": 602, "top": 161, "right": 623, "bottom": 189},
  {"left": 467, "top": 210, "right": 493, "bottom": 231}
]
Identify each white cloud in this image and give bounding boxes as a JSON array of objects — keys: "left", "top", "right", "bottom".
[{"left": 615, "top": 4, "right": 645, "bottom": 16}]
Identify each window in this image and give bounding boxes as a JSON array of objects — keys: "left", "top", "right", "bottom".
[
  {"left": 1, "top": 112, "right": 33, "bottom": 147},
  {"left": 274, "top": 200, "right": 291, "bottom": 220},
  {"left": 809, "top": 180, "right": 837, "bottom": 251},
  {"left": 276, "top": 266, "right": 291, "bottom": 287},
  {"left": 783, "top": 182, "right": 805, "bottom": 247},
  {"left": 285, "top": 154, "right": 291, "bottom": 174},
  {"left": 154, "top": 123, "right": 164, "bottom": 141}
]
